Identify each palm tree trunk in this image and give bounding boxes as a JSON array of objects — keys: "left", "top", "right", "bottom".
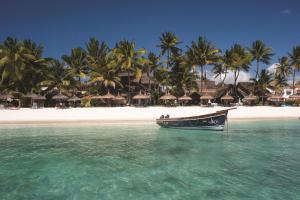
[
  {"left": 255, "top": 60, "right": 259, "bottom": 80},
  {"left": 234, "top": 70, "right": 240, "bottom": 97},
  {"left": 167, "top": 50, "right": 170, "bottom": 69},
  {"left": 127, "top": 70, "right": 131, "bottom": 105},
  {"left": 222, "top": 69, "right": 227, "bottom": 86},
  {"left": 292, "top": 68, "right": 296, "bottom": 94},
  {"left": 200, "top": 65, "right": 203, "bottom": 92},
  {"left": 148, "top": 70, "right": 151, "bottom": 105}
]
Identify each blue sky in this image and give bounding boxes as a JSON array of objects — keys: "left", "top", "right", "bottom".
[{"left": 0, "top": 0, "right": 299, "bottom": 71}]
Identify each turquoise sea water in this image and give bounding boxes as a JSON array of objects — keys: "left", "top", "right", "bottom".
[{"left": 0, "top": 120, "right": 299, "bottom": 200}]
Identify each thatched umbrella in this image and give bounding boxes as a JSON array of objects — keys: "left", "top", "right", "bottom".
[
  {"left": 221, "top": 92, "right": 234, "bottom": 106},
  {"left": 0, "top": 94, "right": 14, "bottom": 101},
  {"left": 91, "top": 95, "right": 103, "bottom": 100},
  {"left": 113, "top": 92, "right": 126, "bottom": 105},
  {"left": 99, "top": 91, "right": 115, "bottom": 99},
  {"left": 267, "top": 94, "right": 284, "bottom": 102},
  {"left": 178, "top": 94, "right": 192, "bottom": 101},
  {"left": 200, "top": 94, "right": 214, "bottom": 105},
  {"left": 33, "top": 94, "right": 46, "bottom": 101},
  {"left": 24, "top": 92, "right": 39, "bottom": 99},
  {"left": 68, "top": 95, "right": 81, "bottom": 102},
  {"left": 133, "top": 91, "right": 150, "bottom": 100},
  {"left": 133, "top": 91, "right": 150, "bottom": 106},
  {"left": 98, "top": 91, "right": 115, "bottom": 106},
  {"left": 243, "top": 93, "right": 258, "bottom": 101},
  {"left": 200, "top": 94, "right": 213, "bottom": 100},
  {"left": 178, "top": 94, "right": 192, "bottom": 105},
  {"left": 52, "top": 93, "right": 68, "bottom": 101},
  {"left": 289, "top": 94, "right": 300, "bottom": 100},
  {"left": 160, "top": 93, "right": 176, "bottom": 100},
  {"left": 160, "top": 92, "right": 176, "bottom": 106}
]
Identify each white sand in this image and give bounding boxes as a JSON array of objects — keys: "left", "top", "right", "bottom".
[{"left": 0, "top": 106, "right": 299, "bottom": 124}]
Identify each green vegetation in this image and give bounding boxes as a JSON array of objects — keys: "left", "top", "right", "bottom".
[{"left": 0, "top": 33, "right": 299, "bottom": 106}]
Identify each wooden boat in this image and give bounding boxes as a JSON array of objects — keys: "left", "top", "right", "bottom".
[{"left": 156, "top": 108, "right": 236, "bottom": 131}]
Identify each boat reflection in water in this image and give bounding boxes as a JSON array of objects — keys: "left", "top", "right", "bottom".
[{"left": 156, "top": 108, "right": 236, "bottom": 131}]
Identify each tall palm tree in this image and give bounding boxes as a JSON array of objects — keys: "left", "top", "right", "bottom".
[
  {"left": 186, "top": 36, "right": 220, "bottom": 92},
  {"left": 89, "top": 53, "right": 122, "bottom": 92},
  {"left": 273, "top": 74, "right": 288, "bottom": 92},
  {"left": 145, "top": 52, "right": 161, "bottom": 99},
  {"left": 157, "top": 32, "right": 180, "bottom": 69},
  {"left": 0, "top": 37, "right": 24, "bottom": 85},
  {"left": 39, "top": 59, "right": 74, "bottom": 94},
  {"left": 251, "top": 69, "right": 273, "bottom": 104},
  {"left": 288, "top": 46, "right": 300, "bottom": 93},
  {"left": 275, "top": 56, "right": 291, "bottom": 78},
  {"left": 229, "top": 44, "right": 252, "bottom": 96},
  {"left": 113, "top": 40, "right": 146, "bottom": 104},
  {"left": 62, "top": 47, "right": 88, "bottom": 87},
  {"left": 248, "top": 40, "right": 274, "bottom": 79},
  {"left": 86, "top": 37, "right": 110, "bottom": 68}
]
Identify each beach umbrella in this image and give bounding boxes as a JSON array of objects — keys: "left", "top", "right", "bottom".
[
  {"left": 67, "top": 95, "right": 81, "bottom": 102},
  {"left": 243, "top": 93, "right": 258, "bottom": 101},
  {"left": 24, "top": 92, "right": 39, "bottom": 99},
  {"left": 133, "top": 91, "right": 150, "bottom": 100},
  {"left": 113, "top": 92, "right": 126, "bottom": 101},
  {"left": 288, "top": 94, "right": 300, "bottom": 100},
  {"left": 91, "top": 95, "right": 103, "bottom": 99},
  {"left": 33, "top": 94, "right": 46, "bottom": 101},
  {"left": 178, "top": 94, "right": 192, "bottom": 101},
  {"left": 160, "top": 93, "right": 176, "bottom": 100},
  {"left": 0, "top": 94, "right": 14, "bottom": 100},
  {"left": 99, "top": 91, "right": 115, "bottom": 99},
  {"left": 267, "top": 95, "right": 284, "bottom": 102},
  {"left": 52, "top": 93, "right": 68, "bottom": 101},
  {"left": 200, "top": 94, "right": 214, "bottom": 100},
  {"left": 221, "top": 92, "right": 234, "bottom": 101}
]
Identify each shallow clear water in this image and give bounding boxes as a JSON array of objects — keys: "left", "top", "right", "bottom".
[{"left": 0, "top": 120, "right": 300, "bottom": 200}]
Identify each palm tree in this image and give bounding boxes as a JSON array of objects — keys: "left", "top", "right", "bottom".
[
  {"left": 0, "top": 37, "right": 24, "bottom": 85},
  {"left": 275, "top": 56, "right": 291, "bottom": 78},
  {"left": 213, "top": 62, "right": 226, "bottom": 84},
  {"left": 248, "top": 40, "right": 274, "bottom": 79},
  {"left": 113, "top": 40, "right": 146, "bottom": 104},
  {"left": 62, "top": 47, "right": 88, "bottom": 88},
  {"left": 39, "top": 59, "right": 74, "bottom": 94},
  {"left": 251, "top": 69, "right": 273, "bottom": 104},
  {"left": 288, "top": 46, "right": 300, "bottom": 93},
  {"left": 157, "top": 32, "right": 180, "bottom": 69},
  {"left": 86, "top": 37, "right": 110, "bottom": 68},
  {"left": 229, "top": 44, "right": 252, "bottom": 96},
  {"left": 273, "top": 74, "right": 288, "bottom": 92},
  {"left": 186, "top": 36, "right": 220, "bottom": 92},
  {"left": 144, "top": 52, "right": 161, "bottom": 101},
  {"left": 89, "top": 53, "right": 122, "bottom": 92}
]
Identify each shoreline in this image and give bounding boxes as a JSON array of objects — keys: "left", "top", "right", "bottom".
[{"left": 0, "top": 106, "right": 300, "bottom": 125}]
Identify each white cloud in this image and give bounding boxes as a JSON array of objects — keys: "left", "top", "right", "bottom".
[
  {"left": 266, "top": 63, "right": 277, "bottom": 74},
  {"left": 280, "top": 9, "right": 292, "bottom": 15},
  {"left": 206, "top": 70, "right": 251, "bottom": 84}
]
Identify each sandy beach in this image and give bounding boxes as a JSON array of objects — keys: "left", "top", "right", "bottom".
[{"left": 0, "top": 106, "right": 299, "bottom": 124}]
